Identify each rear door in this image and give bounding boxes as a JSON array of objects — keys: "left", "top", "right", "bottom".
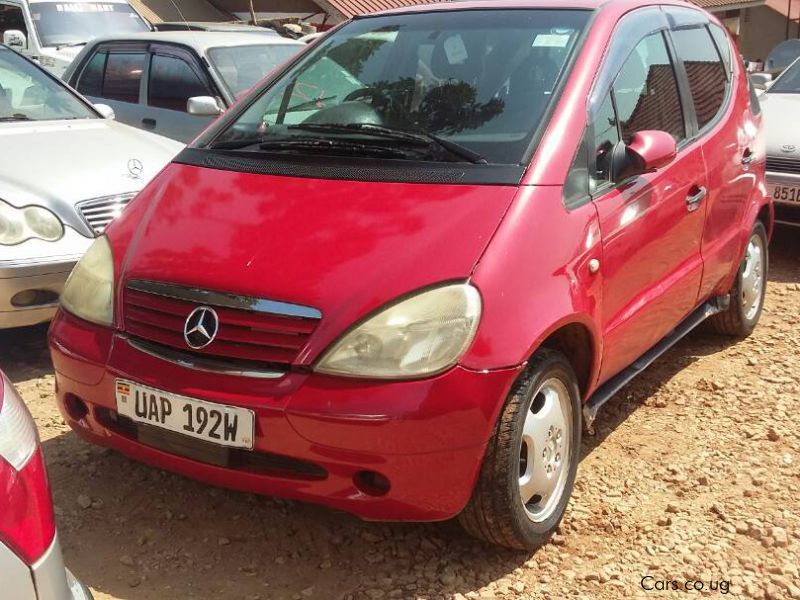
[
  {"left": 665, "top": 8, "right": 755, "bottom": 298},
  {"left": 589, "top": 9, "right": 707, "bottom": 383},
  {"left": 143, "top": 44, "right": 219, "bottom": 142},
  {"left": 73, "top": 43, "right": 148, "bottom": 128}
]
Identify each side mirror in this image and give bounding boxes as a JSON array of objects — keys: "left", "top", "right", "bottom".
[
  {"left": 613, "top": 130, "right": 677, "bottom": 182},
  {"left": 187, "top": 96, "right": 224, "bottom": 116},
  {"left": 3, "top": 30, "right": 27, "bottom": 49},
  {"left": 93, "top": 103, "right": 116, "bottom": 120}
]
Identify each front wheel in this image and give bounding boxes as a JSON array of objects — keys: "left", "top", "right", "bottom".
[
  {"left": 458, "top": 349, "right": 581, "bottom": 550},
  {"left": 708, "top": 221, "right": 768, "bottom": 337}
]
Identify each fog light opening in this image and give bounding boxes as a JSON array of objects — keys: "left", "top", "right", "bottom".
[
  {"left": 10, "top": 289, "right": 59, "bottom": 308},
  {"left": 354, "top": 470, "right": 391, "bottom": 497},
  {"left": 64, "top": 394, "right": 89, "bottom": 421}
]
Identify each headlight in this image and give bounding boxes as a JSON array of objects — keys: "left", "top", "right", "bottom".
[
  {"left": 315, "top": 283, "right": 481, "bottom": 379},
  {"left": 0, "top": 200, "right": 64, "bottom": 245},
  {"left": 60, "top": 235, "right": 114, "bottom": 327}
]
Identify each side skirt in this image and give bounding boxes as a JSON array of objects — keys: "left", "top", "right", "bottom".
[{"left": 582, "top": 295, "right": 730, "bottom": 434}]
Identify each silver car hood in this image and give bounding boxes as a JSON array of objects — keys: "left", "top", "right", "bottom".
[
  {"left": 0, "top": 118, "right": 182, "bottom": 236},
  {"left": 760, "top": 93, "right": 800, "bottom": 157}
]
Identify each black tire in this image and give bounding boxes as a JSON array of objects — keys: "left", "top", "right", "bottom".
[
  {"left": 458, "top": 349, "right": 581, "bottom": 550},
  {"left": 708, "top": 221, "right": 768, "bottom": 337}
]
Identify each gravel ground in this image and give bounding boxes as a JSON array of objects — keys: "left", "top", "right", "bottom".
[{"left": 1, "top": 228, "right": 798, "bottom": 600}]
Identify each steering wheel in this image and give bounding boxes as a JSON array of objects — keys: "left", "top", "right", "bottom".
[{"left": 343, "top": 88, "right": 382, "bottom": 104}]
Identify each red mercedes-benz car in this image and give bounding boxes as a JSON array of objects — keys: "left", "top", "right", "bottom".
[{"left": 49, "top": 0, "right": 770, "bottom": 549}]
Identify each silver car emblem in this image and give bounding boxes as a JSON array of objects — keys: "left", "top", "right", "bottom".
[
  {"left": 183, "top": 307, "right": 219, "bottom": 350},
  {"left": 781, "top": 144, "right": 796, "bottom": 153},
  {"left": 127, "top": 158, "right": 144, "bottom": 178}
]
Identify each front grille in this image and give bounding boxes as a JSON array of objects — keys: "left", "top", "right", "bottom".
[
  {"left": 766, "top": 156, "right": 800, "bottom": 174},
  {"left": 77, "top": 193, "right": 136, "bottom": 234},
  {"left": 122, "top": 280, "right": 321, "bottom": 368}
]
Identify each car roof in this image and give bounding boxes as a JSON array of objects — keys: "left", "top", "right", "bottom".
[{"left": 84, "top": 31, "right": 304, "bottom": 51}]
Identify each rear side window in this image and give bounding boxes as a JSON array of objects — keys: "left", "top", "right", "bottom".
[
  {"left": 708, "top": 23, "right": 732, "bottom": 75},
  {"left": 612, "top": 32, "right": 685, "bottom": 144},
  {"left": 102, "top": 51, "right": 146, "bottom": 103},
  {"left": 148, "top": 54, "right": 213, "bottom": 112},
  {"left": 76, "top": 50, "right": 107, "bottom": 97},
  {"left": 671, "top": 27, "right": 728, "bottom": 130}
]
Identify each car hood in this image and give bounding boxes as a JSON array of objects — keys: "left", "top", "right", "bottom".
[
  {"left": 116, "top": 163, "right": 518, "bottom": 363},
  {"left": 0, "top": 119, "right": 183, "bottom": 235},
  {"left": 761, "top": 93, "right": 800, "bottom": 156}
]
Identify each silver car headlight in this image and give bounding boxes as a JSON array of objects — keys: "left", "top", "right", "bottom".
[
  {"left": 60, "top": 236, "right": 114, "bottom": 327},
  {"left": 315, "top": 283, "right": 482, "bottom": 379},
  {"left": 0, "top": 199, "right": 64, "bottom": 245}
]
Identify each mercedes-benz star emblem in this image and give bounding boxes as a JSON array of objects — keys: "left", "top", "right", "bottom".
[
  {"left": 183, "top": 307, "right": 219, "bottom": 350},
  {"left": 781, "top": 144, "right": 797, "bottom": 154},
  {"left": 127, "top": 158, "right": 144, "bottom": 178}
]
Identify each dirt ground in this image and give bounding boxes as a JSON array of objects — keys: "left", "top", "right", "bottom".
[{"left": 1, "top": 229, "right": 798, "bottom": 600}]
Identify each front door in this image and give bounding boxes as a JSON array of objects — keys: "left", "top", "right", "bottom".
[
  {"left": 143, "top": 45, "right": 219, "bottom": 142},
  {"left": 591, "top": 30, "right": 707, "bottom": 383}
]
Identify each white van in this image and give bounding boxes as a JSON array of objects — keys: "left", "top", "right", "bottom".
[{"left": 0, "top": 0, "right": 150, "bottom": 76}]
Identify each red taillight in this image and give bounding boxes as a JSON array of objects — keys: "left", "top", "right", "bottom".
[
  {"left": 0, "top": 377, "right": 55, "bottom": 564},
  {"left": 0, "top": 450, "right": 56, "bottom": 564}
]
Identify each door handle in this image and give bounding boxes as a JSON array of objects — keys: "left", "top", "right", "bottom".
[
  {"left": 686, "top": 186, "right": 706, "bottom": 212},
  {"left": 741, "top": 148, "right": 754, "bottom": 169},
  {"left": 142, "top": 118, "right": 156, "bottom": 130}
]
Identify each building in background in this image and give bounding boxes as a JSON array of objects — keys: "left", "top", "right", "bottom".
[{"left": 131, "top": 0, "right": 798, "bottom": 61}]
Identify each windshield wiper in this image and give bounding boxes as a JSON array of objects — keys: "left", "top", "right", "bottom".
[
  {"left": 287, "top": 123, "right": 488, "bottom": 164},
  {"left": 56, "top": 41, "right": 88, "bottom": 50},
  {"left": 257, "top": 137, "right": 412, "bottom": 159},
  {"left": 0, "top": 115, "right": 32, "bottom": 122}
]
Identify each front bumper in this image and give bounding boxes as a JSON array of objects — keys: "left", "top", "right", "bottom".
[
  {"left": 766, "top": 170, "right": 800, "bottom": 224},
  {"left": 49, "top": 310, "right": 520, "bottom": 521},
  {"left": 0, "top": 255, "right": 80, "bottom": 329}
]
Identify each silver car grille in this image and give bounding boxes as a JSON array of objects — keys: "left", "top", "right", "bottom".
[
  {"left": 766, "top": 156, "right": 800, "bottom": 175},
  {"left": 77, "top": 193, "right": 136, "bottom": 235}
]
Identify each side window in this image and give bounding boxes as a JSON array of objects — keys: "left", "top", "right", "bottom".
[
  {"left": 612, "top": 32, "right": 685, "bottom": 144},
  {"left": 0, "top": 4, "right": 27, "bottom": 39},
  {"left": 563, "top": 135, "right": 589, "bottom": 209},
  {"left": 708, "top": 23, "right": 732, "bottom": 75},
  {"left": 590, "top": 92, "right": 620, "bottom": 192},
  {"left": 148, "top": 53, "right": 212, "bottom": 112},
  {"left": 102, "top": 51, "right": 146, "bottom": 103},
  {"left": 76, "top": 50, "right": 106, "bottom": 97},
  {"left": 671, "top": 27, "right": 728, "bottom": 131}
]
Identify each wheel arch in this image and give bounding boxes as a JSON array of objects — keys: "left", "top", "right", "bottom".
[{"left": 525, "top": 316, "right": 602, "bottom": 402}]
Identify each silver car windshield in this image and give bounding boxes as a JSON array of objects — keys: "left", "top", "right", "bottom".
[
  {"left": 770, "top": 59, "right": 800, "bottom": 94},
  {"left": 209, "top": 9, "right": 590, "bottom": 165},
  {"left": 208, "top": 44, "right": 302, "bottom": 98},
  {"left": 0, "top": 48, "right": 95, "bottom": 121},
  {"left": 30, "top": 2, "right": 149, "bottom": 47}
]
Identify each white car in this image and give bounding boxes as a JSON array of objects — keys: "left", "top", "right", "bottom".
[
  {"left": 0, "top": 0, "right": 150, "bottom": 77},
  {"left": 0, "top": 43, "right": 182, "bottom": 329},
  {"left": 0, "top": 371, "right": 92, "bottom": 600},
  {"left": 64, "top": 31, "right": 304, "bottom": 142}
]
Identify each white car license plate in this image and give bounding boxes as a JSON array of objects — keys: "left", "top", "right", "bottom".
[
  {"left": 769, "top": 184, "right": 800, "bottom": 203},
  {"left": 115, "top": 380, "right": 254, "bottom": 449}
]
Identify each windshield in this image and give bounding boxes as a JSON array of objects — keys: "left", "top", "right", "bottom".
[
  {"left": 0, "top": 48, "right": 95, "bottom": 121},
  {"left": 208, "top": 44, "right": 302, "bottom": 98},
  {"left": 766, "top": 40, "right": 800, "bottom": 72},
  {"left": 31, "top": 2, "right": 149, "bottom": 48},
  {"left": 209, "top": 9, "right": 589, "bottom": 165},
  {"left": 769, "top": 58, "right": 800, "bottom": 94}
]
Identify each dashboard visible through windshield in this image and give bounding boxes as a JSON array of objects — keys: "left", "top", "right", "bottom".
[{"left": 208, "top": 9, "right": 590, "bottom": 165}]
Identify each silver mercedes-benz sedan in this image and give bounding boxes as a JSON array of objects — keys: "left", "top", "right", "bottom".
[
  {"left": 761, "top": 56, "right": 800, "bottom": 226},
  {"left": 1, "top": 44, "right": 183, "bottom": 329}
]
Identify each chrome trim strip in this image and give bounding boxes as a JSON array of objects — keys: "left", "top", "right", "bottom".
[
  {"left": 127, "top": 279, "right": 322, "bottom": 320},
  {"left": 126, "top": 336, "right": 287, "bottom": 379}
]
